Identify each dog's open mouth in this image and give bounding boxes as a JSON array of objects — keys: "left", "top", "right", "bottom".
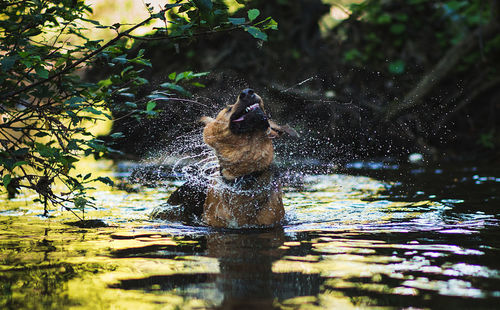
[
  {"left": 228, "top": 89, "right": 270, "bottom": 134},
  {"left": 232, "top": 103, "right": 261, "bottom": 123}
]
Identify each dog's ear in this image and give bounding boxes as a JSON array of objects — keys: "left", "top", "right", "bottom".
[
  {"left": 268, "top": 120, "right": 300, "bottom": 138},
  {"left": 199, "top": 116, "right": 215, "bottom": 125}
]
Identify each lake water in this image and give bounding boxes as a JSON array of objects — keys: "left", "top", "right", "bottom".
[{"left": 1, "top": 160, "right": 499, "bottom": 309}]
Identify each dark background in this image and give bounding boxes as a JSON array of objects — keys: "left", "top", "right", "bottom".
[{"left": 94, "top": 0, "right": 500, "bottom": 164}]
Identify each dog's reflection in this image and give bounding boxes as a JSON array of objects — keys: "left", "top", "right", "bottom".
[
  {"left": 206, "top": 228, "right": 285, "bottom": 309},
  {"left": 110, "top": 228, "right": 323, "bottom": 308}
]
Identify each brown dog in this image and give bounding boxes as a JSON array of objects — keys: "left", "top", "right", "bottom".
[{"left": 155, "top": 89, "right": 297, "bottom": 228}]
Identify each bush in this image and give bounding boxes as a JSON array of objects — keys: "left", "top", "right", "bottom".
[{"left": 0, "top": 0, "right": 276, "bottom": 218}]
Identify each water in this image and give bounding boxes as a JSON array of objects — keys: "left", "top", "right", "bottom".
[{"left": 1, "top": 161, "right": 499, "bottom": 309}]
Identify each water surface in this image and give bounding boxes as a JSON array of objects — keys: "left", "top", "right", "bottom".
[{"left": 1, "top": 162, "right": 499, "bottom": 309}]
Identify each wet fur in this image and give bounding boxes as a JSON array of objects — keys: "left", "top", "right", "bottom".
[
  {"left": 202, "top": 109, "right": 274, "bottom": 180},
  {"left": 203, "top": 168, "right": 284, "bottom": 228},
  {"left": 160, "top": 90, "right": 296, "bottom": 228}
]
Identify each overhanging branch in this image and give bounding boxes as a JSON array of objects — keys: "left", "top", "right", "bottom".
[
  {"left": 0, "top": 8, "right": 169, "bottom": 101},
  {"left": 384, "top": 0, "right": 499, "bottom": 121}
]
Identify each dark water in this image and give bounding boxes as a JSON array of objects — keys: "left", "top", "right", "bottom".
[{"left": 1, "top": 161, "right": 499, "bottom": 309}]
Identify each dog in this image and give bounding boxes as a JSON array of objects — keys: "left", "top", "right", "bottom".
[{"left": 154, "top": 89, "right": 297, "bottom": 228}]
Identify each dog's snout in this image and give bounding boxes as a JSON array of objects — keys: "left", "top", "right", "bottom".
[{"left": 240, "top": 88, "right": 255, "bottom": 100}]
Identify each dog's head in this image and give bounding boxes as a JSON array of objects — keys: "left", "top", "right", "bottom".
[
  {"left": 201, "top": 89, "right": 298, "bottom": 179},
  {"left": 228, "top": 88, "right": 269, "bottom": 134},
  {"left": 201, "top": 89, "right": 299, "bottom": 139}
]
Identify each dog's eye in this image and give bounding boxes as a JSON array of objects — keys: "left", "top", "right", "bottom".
[{"left": 226, "top": 106, "right": 232, "bottom": 113}]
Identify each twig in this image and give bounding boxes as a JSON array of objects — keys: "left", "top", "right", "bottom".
[
  {"left": 280, "top": 76, "right": 316, "bottom": 93},
  {"left": 436, "top": 77, "right": 500, "bottom": 129},
  {"left": 1, "top": 7, "right": 171, "bottom": 100},
  {"left": 122, "top": 24, "right": 243, "bottom": 42},
  {"left": 384, "top": 10, "right": 500, "bottom": 121},
  {"left": 152, "top": 97, "right": 210, "bottom": 109}
]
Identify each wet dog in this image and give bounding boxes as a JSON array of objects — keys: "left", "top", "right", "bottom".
[{"left": 154, "top": 89, "right": 297, "bottom": 228}]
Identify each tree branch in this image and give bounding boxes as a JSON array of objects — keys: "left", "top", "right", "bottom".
[
  {"left": 384, "top": 2, "right": 500, "bottom": 121},
  {"left": 436, "top": 76, "right": 500, "bottom": 129},
  {"left": 0, "top": 8, "right": 169, "bottom": 101},
  {"left": 123, "top": 25, "right": 245, "bottom": 41}
]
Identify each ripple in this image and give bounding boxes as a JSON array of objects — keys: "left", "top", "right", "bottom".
[{"left": 1, "top": 164, "right": 499, "bottom": 309}]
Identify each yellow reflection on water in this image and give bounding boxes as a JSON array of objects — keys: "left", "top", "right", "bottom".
[
  {"left": 0, "top": 215, "right": 219, "bottom": 309},
  {"left": 2, "top": 167, "right": 492, "bottom": 309}
]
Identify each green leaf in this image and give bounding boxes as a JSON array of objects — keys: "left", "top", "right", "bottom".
[
  {"left": 98, "top": 78, "right": 112, "bottom": 88},
  {"left": 159, "top": 82, "right": 192, "bottom": 97},
  {"left": 64, "top": 97, "right": 85, "bottom": 106},
  {"left": 175, "top": 71, "right": 204, "bottom": 82},
  {"left": 193, "top": 0, "right": 213, "bottom": 11},
  {"left": 388, "top": 60, "right": 405, "bottom": 74},
  {"left": 178, "top": 3, "right": 193, "bottom": 13},
  {"left": 82, "top": 18, "right": 101, "bottom": 26},
  {"left": 394, "top": 13, "right": 408, "bottom": 22},
  {"left": 119, "top": 93, "right": 135, "bottom": 99},
  {"left": 83, "top": 107, "right": 103, "bottom": 115},
  {"left": 130, "top": 58, "right": 152, "bottom": 67},
  {"left": 343, "top": 48, "right": 362, "bottom": 62},
  {"left": 1, "top": 55, "right": 18, "bottom": 72},
  {"left": 124, "top": 101, "right": 138, "bottom": 108},
  {"left": 390, "top": 24, "right": 406, "bottom": 35},
  {"left": 20, "top": 59, "right": 33, "bottom": 68},
  {"left": 166, "top": 3, "right": 184, "bottom": 9},
  {"left": 1, "top": 159, "right": 16, "bottom": 170},
  {"left": 120, "top": 65, "right": 134, "bottom": 76},
  {"left": 228, "top": 18, "right": 246, "bottom": 25},
  {"left": 445, "top": 0, "right": 468, "bottom": 11},
  {"left": 34, "top": 132, "right": 49, "bottom": 137},
  {"left": 112, "top": 55, "right": 128, "bottom": 64},
  {"left": 13, "top": 148, "right": 29, "bottom": 156},
  {"left": 478, "top": 131, "right": 495, "bottom": 149},
  {"left": 244, "top": 26, "right": 267, "bottom": 41},
  {"left": 175, "top": 71, "right": 190, "bottom": 82},
  {"left": 146, "top": 101, "right": 157, "bottom": 111},
  {"left": 110, "top": 132, "right": 125, "bottom": 139},
  {"left": 68, "top": 140, "right": 79, "bottom": 151},
  {"left": 152, "top": 11, "right": 167, "bottom": 21},
  {"left": 3, "top": 174, "right": 12, "bottom": 188},
  {"left": 248, "top": 9, "right": 260, "bottom": 21},
  {"left": 35, "top": 66, "right": 49, "bottom": 79},
  {"left": 169, "top": 72, "right": 177, "bottom": 80},
  {"left": 134, "top": 77, "right": 149, "bottom": 85},
  {"left": 66, "top": 111, "right": 80, "bottom": 125},
  {"left": 74, "top": 197, "right": 87, "bottom": 210},
  {"left": 191, "top": 82, "right": 205, "bottom": 88},
  {"left": 62, "top": 155, "right": 79, "bottom": 165},
  {"left": 192, "top": 71, "right": 209, "bottom": 78},
  {"left": 13, "top": 161, "right": 28, "bottom": 169},
  {"left": 35, "top": 143, "right": 57, "bottom": 158},
  {"left": 147, "top": 94, "right": 168, "bottom": 101},
  {"left": 376, "top": 13, "right": 392, "bottom": 24},
  {"left": 261, "top": 18, "right": 278, "bottom": 30},
  {"left": 96, "top": 176, "right": 114, "bottom": 186}
]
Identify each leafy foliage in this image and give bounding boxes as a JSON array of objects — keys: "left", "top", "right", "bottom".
[
  {"left": 343, "top": 0, "right": 496, "bottom": 75},
  {"left": 0, "top": 0, "right": 277, "bottom": 218}
]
